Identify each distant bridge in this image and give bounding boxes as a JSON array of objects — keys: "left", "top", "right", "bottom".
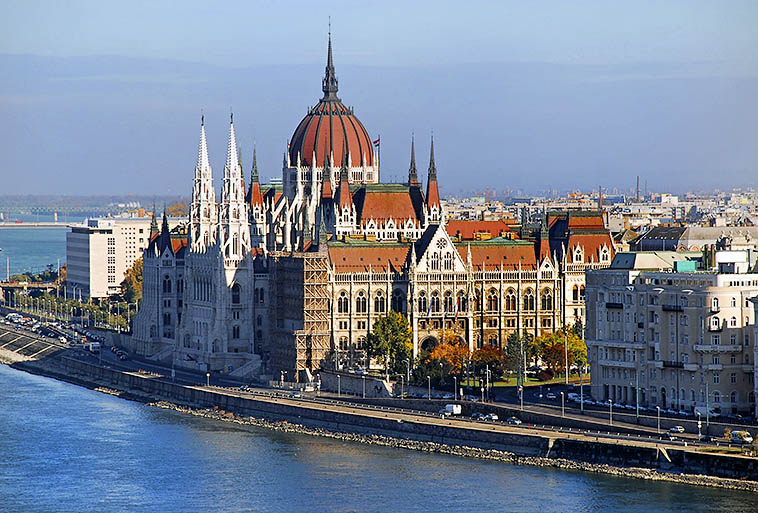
[{"left": 0, "top": 222, "right": 73, "bottom": 230}]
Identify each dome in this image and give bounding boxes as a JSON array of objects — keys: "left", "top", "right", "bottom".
[{"left": 288, "top": 35, "right": 375, "bottom": 169}]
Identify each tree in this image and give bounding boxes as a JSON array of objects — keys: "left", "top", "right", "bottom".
[
  {"left": 121, "top": 257, "right": 143, "bottom": 304},
  {"left": 472, "top": 345, "right": 508, "bottom": 381},
  {"left": 429, "top": 333, "right": 470, "bottom": 376},
  {"left": 367, "top": 311, "right": 413, "bottom": 375},
  {"left": 167, "top": 202, "right": 188, "bottom": 217},
  {"left": 533, "top": 328, "right": 587, "bottom": 375}
]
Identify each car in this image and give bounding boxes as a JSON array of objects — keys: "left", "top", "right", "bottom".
[
  {"left": 670, "top": 425, "right": 685, "bottom": 434},
  {"left": 506, "top": 416, "right": 522, "bottom": 425},
  {"left": 484, "top": 413, "right": 499, "bottom": 421},
  {"left": 662, "top": 433, "right": 677, "bottom": 441},
  {"left": 442, "top": 393, "right": 455, "bottom": 400},
  {"left": 118, "top": 354, "right": 128, "bottom": 361},
  {"left": 545, "top": 392, "right": 557, "bottom": 400},
  {"left": 471, "top": 412, "right": 484, "bottom": 420},
  {"left": 289, "top": 391, "right": 302, "bottom": 398},
  {"left": 438, "top": 409, "right": 451, "bottom": 417}
]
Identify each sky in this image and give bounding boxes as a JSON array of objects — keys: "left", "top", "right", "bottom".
[{"left": 1, "top": 0, "right": 757, "bottom": 197}]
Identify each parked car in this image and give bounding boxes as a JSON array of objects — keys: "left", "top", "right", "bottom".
[
  {"left": 289, "top": 391, "right": 302, "bottom": 398},
  {"left": 545, "top": 392, "right": 557, "bottom": 400},
  {"left": 506, "top": 416, "right": 522, "bottom": 425},
  {"left": 484, "top": 413, "right": 499, "bottom": 421},
  {"left": 471, "top": 412, "right": 484, "bottom": 420},
  {"left": 670, "top": 425, "right": 685, "bottom": 434}
]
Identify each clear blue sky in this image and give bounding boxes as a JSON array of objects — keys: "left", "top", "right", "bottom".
[{"left": 1, "top": 0, "right": 757, "bottom": 196}]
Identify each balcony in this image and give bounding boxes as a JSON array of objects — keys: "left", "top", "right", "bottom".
[
  {"left": 597, "top": 359, "right": 636, "bottom": 369},
  {"left": 705, "top": 363, "right": 723, "bottom": 371},
  {"left": 683, "top": 363, "right": 698, "bottom": 371},
  {"left": 662, "top": 304, "right": 684, "bottom": 312},
  {"left": 662, "top": 360, "right": 684, "bottom": 369},
  {"left": 606, "top": 302, "right": 623, "bottom": 309},
  {"left": 694, "top": 344, "right": 743, "bottom": 353}
]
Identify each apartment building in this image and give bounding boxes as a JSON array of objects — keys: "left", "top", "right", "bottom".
[
  {"left": 66, "top": 216, "right": 183, "bottom": 299},
  {"left": 586, "top": 250, "right": 758, "bottom": 418}
]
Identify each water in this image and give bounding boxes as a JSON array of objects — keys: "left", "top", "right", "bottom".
[
  {"left": 0, "top": 365, "right": 755, "bottom": 513},
  {"left": 0, "top": 228, "right": 67, "bottom": 277}
]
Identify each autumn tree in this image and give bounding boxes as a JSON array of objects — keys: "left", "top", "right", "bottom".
[
  {"left": 472, "top": 345, "right": 508, "bottom": 380},
  {"left": 367, "top": 311, "right": 413, "bottom": 375},
  {"left": 167, "top": 202, "right": 188, "bottom": 217},
  {"left": 121, "top": 257, "right": 143, "bottom": 304},
  {"left": 428, "top": 332, "right": 470, "bottom": 375},
  {"left": 533, "top": 328, "right": 587, "bottom": 375}
]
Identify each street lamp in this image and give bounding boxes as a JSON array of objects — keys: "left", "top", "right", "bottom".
[
  {"left": 453, "top": 376, "right": 457, "bottom": 401},
  {"left": 480, "top": 386, "right": 484, "bottom": 402},
  {"left": 362, "top": 375, "right": 366, "bottom": 399},
  {"left": 609, "top": 399, "right": 613, "bottom": 426},
  {"left": 560, "top": 391, "right": 565, "bottom": 418},
  {"left": 696, "top": 411, "right": 702, "bottom": 439},
  {"left": 206, "top": 372, "right": 210, "bottom": 387},
  {"left": 337, "top": 374, "right": 341, "bottom": 397},
  {"left": 400, "top": 374, "right": 404, "bottom": 399},
  {"left": 427, "top": 375, "right": 431, "bottom": 400},
  {"left": 403, "top": 359, "right": 410, "bottom": 387},
  {"left": 656, "top": 406, "right": 661, "bottom": 434}
]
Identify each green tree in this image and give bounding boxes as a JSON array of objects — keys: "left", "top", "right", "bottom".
[
  {"left": 121, "top": 257, "right": 143, "bottom": 304},
  {"left": 367, "top": 311, "right": 413, "bottom": 375}
]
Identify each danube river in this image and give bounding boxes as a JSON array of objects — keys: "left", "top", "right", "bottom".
[
  {"left": 0, "top": 366, "right": 755, "bottom": 513},
  {"left": 0, "top": 227, "right": 67, "bottom": 277}
]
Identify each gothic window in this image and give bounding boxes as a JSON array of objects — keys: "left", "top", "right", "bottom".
[
  {"left": 444, "top": 291, "right": 454, "bottom": 313},
  {"left": 473, "top": 289, "right": 482, "bottom": 311},
  {"left": 418, "top": 292, "right": 428, "bottom": 314},
  {"left": 232, "top": 326, "right": 240, "bottom": 339},
  {"left": 178, "top": 278, "right": 184, "bottom": 294},
  {"left": 573, "top": 246, "right": 584, "bottom": 263},
  {"left": 443, "top": 252, "right": 453, "bottom": 271},
  {"left": 232, "top": 283, "right": 241, "bottom": 304},
  {"left": 457, "top": 291, "right": 467, "bottom": 312},
  {"left": 338, "top": 291, "right": 349, "bottom": 313},
  {"left": 357, "top": 336, "right": 367, "bottom": 350},
  {"left": 374, "top": 291, "right": 386, "bottom": 313},
  {"left": 356, "top": 291, "right": 367, "bottom": 313},
  {"left": 579, "top": 286, "right": 585, "bottom": 300},
  {"left": 487, "top": 289, "right": 498, "bottom": 311},
  {"left": 523, "top": 289, "right": 535, "bottom": 311},
  {"left": 712, "top": 297, "right": 719, "bottom": 310},
  {"left": 730, "top": 316, "right": 737, "bottom": 328},
  {"left": 504, "top": 289, "right": 516, "bottom": 311},
  {"left": 488, "top": 334, "right": 498, "bottom": 346},
  {"left": 431, "top": 291, "right": 441, "bottom": 313},
  {"left": 339, "top": 337, "right": 348, "bottom": 351},
  {"left": 430, "top": 252, "right": 440, "bottom": 271},
  {"left": 162, "top": 276, "right": 172, "bottom": 294},
  {"left": 572, "top": 285, "right": 579, "bottom": 302},
  {"left": 541, "top": 289, "right": 553, "bottom": 311},
  {"left": 391, "top": 290, "right": 405, "bottom": 313},
  {"left": 233, "top": 233, "right": 239, "bottom": 255}
]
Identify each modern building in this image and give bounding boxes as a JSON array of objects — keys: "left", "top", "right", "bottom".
[
  {"left": 130, "top": 34, "right": 615, "bottom": 381},
  {"left": 66, "top": 216, "right": 183, "bottom": 300},
  {"left": 586, "top": 249, "right": 758, "bottom": 417}
]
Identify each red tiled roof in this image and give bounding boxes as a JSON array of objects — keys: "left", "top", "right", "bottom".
[
  {"left": 250, "top": 182, "right": 263, "bottom": 207},
  {"left": 445, "top": 220, "right": 513, "bottom": 240},
  {"left": 329, "top": 245, "right": 410, "bottom": 272},
  {"left": 289, "top": 100, "right": 374, "bottom": 168},
  {"left": 455, "top": 244, "right": 537, "bottom": 270},
  {"left": 426, "top": 178, "right": 440, "bottom": 208},
  {"left": 357, "top": 191, "right": 420, "bottom": 225},
  {"left": 566, "top": 233, "right": 614, "bottom": 263},
  {"left": 171, "top": 238, "right": 188, "bottom": 253}
]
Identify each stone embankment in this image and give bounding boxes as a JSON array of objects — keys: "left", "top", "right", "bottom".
[{"left": 148, "top": 400, "right": 758, "bottom": 492}]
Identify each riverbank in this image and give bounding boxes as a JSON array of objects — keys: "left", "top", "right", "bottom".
[{"left": 2, "top": 351, "right": 757, "bottom": 493}]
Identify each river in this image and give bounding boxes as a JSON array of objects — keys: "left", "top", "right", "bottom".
[{"left": 0, "top": 364, "right": 755, "bottom": 513}]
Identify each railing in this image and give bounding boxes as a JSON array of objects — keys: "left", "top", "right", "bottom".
[
  {"left": 662, "top": 360, "right": 684, "bottom": 369},
  {"left": 605, "top": 302, "right": 623, "bottom": 309},
  {"left": 662, "top": 304, "right": 684, "bottom": 312}
]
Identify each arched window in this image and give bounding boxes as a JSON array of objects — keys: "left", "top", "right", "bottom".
[
  {"left": 487, "top": 289, "right": 498, "bottom": 311},
  {"left": 356, "top": 291, "right": 367, "bottom": 313},
  {"left": 730, "top": 297, "right": 737, "bottom": 308},
  {"left": 232, "top": 233, "right": 239, "bottom": 255},
  {"left": 374, "top": 291, "right": 386, "bottom": 313},
  {"left": 418, "top": 292, "right": 428, "bottom": 314},
  {"left": 443, "top": 252, "right": 453, "bottom": 271},
  {"left": 457, "top": 291, "right": 467, "bottom": 312},
  {"left": 474, "top": 289, "right": 482, "bottom": 311},
  {"left": 338, "top": 336, "right": 348, "bottom": 351},
  {"left": 231, "top": 283, "right": 241, "bottom": 304},
  {"left": 572, "top": 285, "right": 579, "bottom": 302},
  {"left": 730, "top": 316, "right": 737, "bottom": 328},
  {"left": 162, "top": 276, "right": 172, "bottom": 294},
  {"left": 541, "top": 289, "right": 553, "bottom": 311},
  {"left": 690, "top": 389, "right": 696, "bottom": 402},
  {"left": 504, "top": 289, "right": 516, "bottom": 311},
  {"left": 391, "top": 290, "right": 405, "bottom": 313},
  {"left": 488, "top": 334, "right": 498, "bottom": 347},
  {"left": 713, "top": 391, "right": 721, "bottom": 403},
  {"left": 430, "top": 252, "right": 440, "bottom": 270},
  {"left": 711, "top": 297, "right": 719, "bottom": 311},
  {"left": 523, "top": 289, "right": 535, "bottom": 311},
  {"left": 444, "top": 291, "right": 454, "bottom": 313},
  {"left": 710, "top": 317, "right": 720, "bottom": 330},
  {"left": 731, "top": 391, "right": 737, "bottom": 403},
  {"left": 357, "top": 336, "right": 366, "bottom": 349},
  {"left": 431, "top": 291, "right": 440, "bottom": 313},
  {"left": 338, "top": 291, "right": 349, "bottom": 313},
  {"left": 579, "top": 286, "right": 585, "bottom": 300}
]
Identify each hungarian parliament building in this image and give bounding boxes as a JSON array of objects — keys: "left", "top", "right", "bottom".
[{"left": 130, "top": 36, "right": 615, "bottom": 381}]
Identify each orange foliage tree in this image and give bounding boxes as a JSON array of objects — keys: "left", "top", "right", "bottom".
[{"left": 427, "top": 330, "right": 470, "bottom": 375}]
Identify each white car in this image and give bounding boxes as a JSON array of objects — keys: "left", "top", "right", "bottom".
[{"left": 669, "top": 425, "right": 685, "bottom": 434}]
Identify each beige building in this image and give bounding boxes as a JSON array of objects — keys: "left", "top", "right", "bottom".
[
  {"left": 66, "top": 216, "right": 182, "bottom": 299},
  {"left": 586, "top": 250, "right": 758, "bottom": 418}
]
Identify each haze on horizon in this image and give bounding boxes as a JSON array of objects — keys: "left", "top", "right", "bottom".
[{"left": 1, "top": 0, "right": 757, "bottom": 197}]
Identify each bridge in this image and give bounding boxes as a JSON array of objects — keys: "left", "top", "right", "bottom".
[{"left": 0, "top": 222, "right": 72, "bottom": 230}]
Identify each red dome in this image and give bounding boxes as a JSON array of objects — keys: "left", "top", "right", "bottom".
[
  {"left": 288, "top": 33, "right": 374, "bottom": 169},
  {"left": 289, "top": 100, "right": 374, "bottom": 168}
]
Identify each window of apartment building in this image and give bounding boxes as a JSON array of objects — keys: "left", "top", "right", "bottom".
[
  {"left": 232, "top": 326, "right": 240, "bottom": 339},
  {"left": 506, "top": 318, "right": 516, "bottom": 328},
  {"left": 233, "top": 311, "right": 240, "bottom": 320},
  {"left": 730, "top": 297, "right": 737, "bottom": 308},
  {"left": 338, "top": 321, "right": 348, "bottom": 330},
  {"left": 731, "top": 373, "right": 737, "bottom": 384},
  {"left": 730, "top": 334, "right": 737, "bottom": 345},
  {"left": 713, "top": 373, "right": 720, "bottom": 384},
  {"left": 487, "top": 318, "right": 498, "bottom": 328},
  {"left": 524, "top": 318, "right": 534, "bottom": 328},
  {"left": 163, "top": 299, "right": 171, "bottom": 308},
  {"left": 681, "top": 334, "right": 688, "bottom": 345},
  {"left": 712, "top": 356, "right": 720, "bottom": 364},
  {"left": 357, "top": 320, "right": 367, "bottom": 330},
  {"left": 541, "top": 318, "right": 551, "bottom": 328},
  {"left": 257, "top": 316, "right": 262, "bottom": 327},
  {"left": 729, "top": 317, "right": 737, "bottom": 328},
  {"left": 711, "top": 334, "right": 720, "bottom": 345}
]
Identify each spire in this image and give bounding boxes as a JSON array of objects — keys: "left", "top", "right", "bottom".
[
  {"left": 321, "top": 138, "right": 333, "bottom": 199},
  {"left": 425, "top": 134, "right": 440, "bottom": 208},
  {"left": 408, "top": 134, "right": 419, "bottom": 186},
  {"left": 159, "top": 205, "right": 172, "bottom": 253},
  {"left": 225, "top": 112, "right": 240, "bottom": 178},
  {"left": 249, "top": 145, "right": 263, "bottom": 207},
  {"left": 196, "top": 114, "right": 211, "bottom": 177},
  {"left": 321, "top": 26, "right": 340, "bottom": 101},
  {"left": 149, "top": 205, "right": 158, "bottom": 239},
  {"left": 337, "top": 146, "right": 352, "bottom": 208},
  {"left": 251, "top": 144, "right": 259, "bottom": 183}
]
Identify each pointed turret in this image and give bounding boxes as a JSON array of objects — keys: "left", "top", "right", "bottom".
[
  {"left": 158, "top": 206, "right": 172, "bottom": 254},
  {"left": 321, "top": 138, "right": 333, "bottom": 199},
  {"left": 337, "top": 147, "right": 352, "bottom": 209},
  {"left": 408, "top": 135, "right": 419, "bottom": 187},
  {"left": 248, "top": 145, "right": 263, "bottom": 208},
  {"left": 321, "top": 29, "right": 339, "bottom": 101},
  {"left": 425, "top": 135, "right": 440, "bottom": 209},
  {"left": 537, "top": 207, "right": 551, "bottom": 261},
  {"left": 149, "top": 206, "right": 159, "bottom": 240}
]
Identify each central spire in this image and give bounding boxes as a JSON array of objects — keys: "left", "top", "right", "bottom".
[
  {"left": 321, "top": 27, "right": 340, "bottom": 101},
  {"left": 408, "top": 134, "right": 419, "bottom": 186}
]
